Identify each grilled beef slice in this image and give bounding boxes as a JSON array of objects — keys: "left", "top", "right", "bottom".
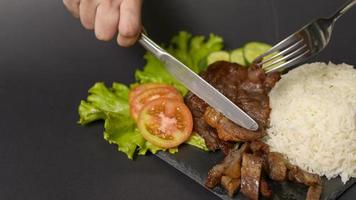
[
  {"left": 185, "top": 61, "right": 280, "bottom": 150},
  {"left": 205, "top": 143, "right": 249, "bottom": 190},
  {"left": 240, "top": 153, "right": 263, "bottom": 200},
  {"left": 306, "top": 185, "right": 323, "bottom": 200}
]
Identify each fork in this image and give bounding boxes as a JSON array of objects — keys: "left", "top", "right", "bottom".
[{"left": 254, "top": 0, "right": 356, "bottom": 73}]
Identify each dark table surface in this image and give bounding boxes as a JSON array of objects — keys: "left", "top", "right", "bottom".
[{"left": 0, "top": 0, "right": 355, "bottom": 200}]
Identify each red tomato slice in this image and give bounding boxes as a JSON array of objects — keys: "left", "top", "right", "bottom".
[
  {"left": 129, "top": 83, "right": 171, "bottom": 103},
  {"left": 130, "top": 87, "right": 182, "bottom": 121},
  {"left": 137, "top": 98, "right": 193, "bottom": 148}
]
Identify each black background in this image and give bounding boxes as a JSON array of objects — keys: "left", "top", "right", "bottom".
[{"left": 0, "top": 0, "right": 355, "bottom": 199}]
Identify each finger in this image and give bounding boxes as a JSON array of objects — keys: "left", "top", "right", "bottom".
[
  {"left": 117, "top": 0, "right": 142, "bottom": 47},
  {"left": 94, "top": 1, "right": 120, "bottom": 41},
  {"left": 117, "top": 34, "right": 138, "bottom": 47},
  {"left": 79, "top": 0, "right": 98, "bottom": 30},
  {"left": 63, "top": 0, "right": 80, "bottom": 18}
]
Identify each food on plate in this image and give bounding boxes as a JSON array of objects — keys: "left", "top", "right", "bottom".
[
  {"left": 207, "top": 51, "right": 230, "bottom": 65},
  {"left": 77, "top": 31, "right": 354, "bottom": 199},
  {"left": 206, "top": 48, "right": 249, "bottom": 66},
  {"left": 205, "top": 143, "right": 249, "bottom": 196},
  {"left": 129, "top": 83, "right": 174, "bottom": 103},
  {"left": 259, "top": 177, "right": 272, "bottom": 198},
  {"left": 267, "top": 62, "right": 356, "bottom": 183},
  {"left": 206, "top": 140, "right": 323, "bottom": 200},
  {"left": 185, "top": 91, "right": 234, "bottom": 154},
  {"left": 306, "top": 185, "right": 322, "bottom": 200},
  {"left": 286, "top": 163, "right": 321, "bottom": 186},
  {"left": 204, "top": 107, "right": 266, "bottom": 142},
  {"left": 198, "top": 61, "right": 330, "bottom": 199},
  {"left": 137, "top": 98, "right": 193, "bottom": 148},
  {"left": 185, "top": 61, "right": 280, "bottom": 152},
  {"left": 267, "top": 152, "right": 287, "bottom": 181},
  {"left": 129, "top": 84, "right": 182, "bottom": 121},
  {"left": 240, "top": 153, "right": 263, "bottom": 200},
  {"left": 230, "top": 48, "right": 246, "bottom": 66},
  {"left": 243, "top": 42, "right": 272, "bottom": 64}
]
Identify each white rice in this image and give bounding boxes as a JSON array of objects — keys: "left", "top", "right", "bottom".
[{"left": 266, "top": 62, "right": 356, "bottom": 183}]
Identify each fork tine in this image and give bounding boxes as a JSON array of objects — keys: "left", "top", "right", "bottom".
[
  {"left": 253, "top": 34, "right": 300, "bottom": 63},
  {"left": 263, "top": 43, "right": 307, "bottom": 70},
  {"left": 265, "top": 49, "right": 310, "bottom": 73},
  {"left": 260, "top": 39, "right": 304, "bottom": 66}
]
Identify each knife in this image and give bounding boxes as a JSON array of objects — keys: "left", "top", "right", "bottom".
[{"left": 139, "top": 33, "right": 259, "bottom": 131}]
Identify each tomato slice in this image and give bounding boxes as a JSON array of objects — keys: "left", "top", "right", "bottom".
[
  {"left": 129, "top": 83, "right": 171, "bottom": 103},
  {"left": 130, "top": 86, "right": 182, "bottom": 121},
  {"left": 137, "top": 98, "right": 193, "bottom": 148}
]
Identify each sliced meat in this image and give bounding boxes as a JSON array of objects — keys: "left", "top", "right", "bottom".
[
  {"left": 203, "top": 106, "right": 222, "bottom": 128},
  {"left": 204, "top": 107, "right": 266, "bottom": 142},
  {"left": 250, "top": 141, "right": 269, "bottom": 176},
  {"left": 201, "top": 61, "right": 248, "bottom": 104},
  {"left": 205, "top": 164, "right": 225, "bottom": 188},
  {"left": 287, "top": 165, "right": 321, "bottom": 186},
  {"left": 216, "top": 117, "right": 267, "bottom": 142},
  {"left": 267, "top": 152, "right": 287, "bottom": 182},
  {"left": 264, "top": 72, "right": 281, "bottom": 91},
  {"left": 250, "top": 140, "right": 270, "bottom": 154},
  {"left": 247, "top": 66, "right": 266, "bottom": 84},
  {"left": 260, "top": 177, "right": 272, "bottom": 199},
  {"left": 185, "top": 92, "right": 233, "bottom": 153},
  {"left": 221, "top": 176, "right": 241, "bottom": 197},
  {"left": 306, "top": 185, "right": 322, "bottom": 200},
  {"left": 240, "top": 153, "right": 263, "bottom": 200},
  {"left": 205, "top": 143, "right": 249, "bottom": 189},
  {"left": 186, "top": 61, "right": 278, "bottom": 146},
  {"left": 223, "top": 143, "right": 249, "bottom": 179},
  {"left": 238, "top": 96, "right": 270, "bottom": 127}
]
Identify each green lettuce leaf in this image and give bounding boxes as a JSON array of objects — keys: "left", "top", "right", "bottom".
[
  {"left": 186, "top": 133, "right": 209, "bottom": 151},
  {"left": 135, "top": 31, "right": 223, "bottom": 95}
]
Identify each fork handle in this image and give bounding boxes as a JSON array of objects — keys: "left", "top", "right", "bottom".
[{"left": 330, "top": 0, "right": 356, "bottom": 23}]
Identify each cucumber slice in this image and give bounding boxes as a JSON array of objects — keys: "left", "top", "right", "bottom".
[
  {"left": 243, "top": 42, "right": 272, "bottom": 64},
  {"left": 207, "top": 51, "right": 230, "bottom": 65},
  {"left": 230, "top": 48, "right": 246, "bottom": 66}
]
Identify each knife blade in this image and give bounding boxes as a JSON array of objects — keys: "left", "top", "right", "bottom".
[{"left": 139, "top": 33, "right": 259, "bottom": 131}]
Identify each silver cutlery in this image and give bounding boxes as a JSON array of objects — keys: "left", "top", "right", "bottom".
[
  {"left": 254, "top": 0, "right": 356, "bottom": 73},
  {"left": 139, "top": 33, "right": 259, "bottom": 131}
]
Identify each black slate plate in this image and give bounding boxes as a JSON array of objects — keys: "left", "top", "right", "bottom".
[
  {"left": 141, "top": 0, "right": 356, "bottom": 199},
  {"left": 156, "top": 145, "right": 355, "bottom": 200}
]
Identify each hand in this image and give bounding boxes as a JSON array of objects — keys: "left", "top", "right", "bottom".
[{"left": 63, "top": 0, "right": 142, "bottom": 47}]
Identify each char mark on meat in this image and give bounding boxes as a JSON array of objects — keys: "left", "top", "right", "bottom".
[
  {"left": 205, "top": 143, "right": 249, "bottom": 194},
  {"left": 287, "top": 164, "right": 321, "bottom": 186},
  {"left": 267, "top": 152, "right": 287, "bottom": 182},
  {"left": 250, "top": 140, "right": 270, "bottom": 154},
  {"left": 205, "top": 164, "right": 225, "bottom": 188},
  {"left": 240, "top": 153, "right": 263, "bottom": 200},
  {"left": 221, "top": 176, "right": 241, "bottom": 197}
]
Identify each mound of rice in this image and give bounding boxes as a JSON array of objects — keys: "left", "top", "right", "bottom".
[{"left": 266, "top": 62, "right": 356, "bottom": 183}]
